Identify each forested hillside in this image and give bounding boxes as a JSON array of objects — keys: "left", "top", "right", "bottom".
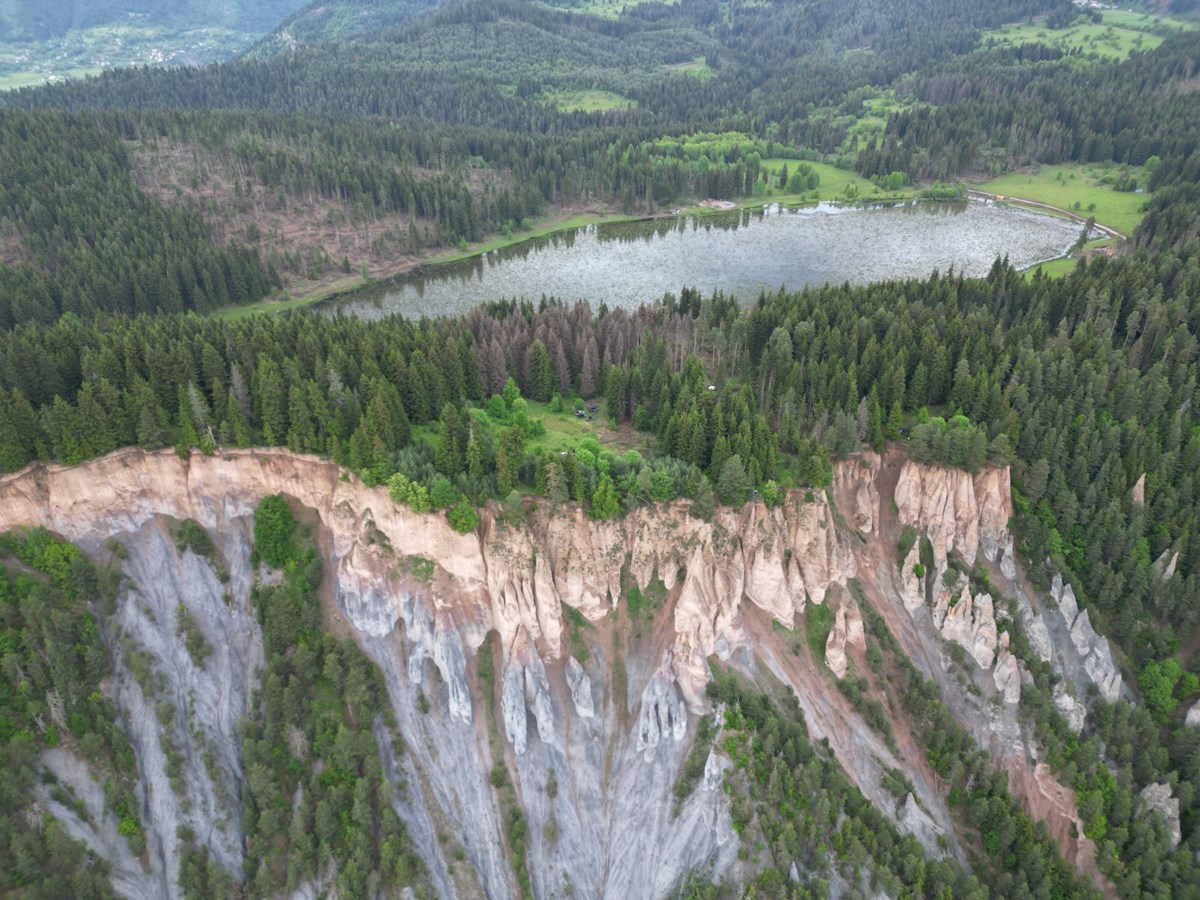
[
  {"left": 246, "top": 0, "right": 441, "bottom": 54},
  {"left": 1, "top": 0, "right": 1197, "bottom": 321},
  {"left": 4, "top": 233, "right": 1200, "bottom": 893}
]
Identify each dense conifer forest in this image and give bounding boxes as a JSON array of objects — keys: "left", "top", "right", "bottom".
[{"left": 4, "top": 0, "right": 1200, "bottom": 894}]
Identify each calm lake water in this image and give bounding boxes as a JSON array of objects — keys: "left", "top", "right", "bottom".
[{"left": 326, "top": 201, "right": 1083, "bottom": 319}]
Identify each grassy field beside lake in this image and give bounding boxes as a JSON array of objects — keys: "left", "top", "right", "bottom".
[
  {"left": 759, "top": 160, "right": 902, "bottom": 203},
  {"left": 975, "top": 163, "right": 1149, "bottom": 235}
]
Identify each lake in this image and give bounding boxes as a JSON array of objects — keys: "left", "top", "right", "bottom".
[{"left": 325, "top": 200, "right": 1084, "bottom": 320}]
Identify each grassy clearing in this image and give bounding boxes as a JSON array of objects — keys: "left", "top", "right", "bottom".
[
  {"left": 541, "top": 0, "right": 679, "bottom": 19},
  {"left": 213, "top": 275, "right": 368, "bottom": 321},
  {"left": 663, "top": 56, "right": 714, "bottom": 80},
  {"left": 1024, "top": 237, "right": 1118, "bottom": 280},
  {"left": 759, "top": 159, "right": 913, "bottom": 203},
  {"left": 0, "top": 67, "right": 103, "bottom": 90},
  {"left": 1026, "top": 255, "right": 1079, "bottom": 279},
  {"left": 525, "top": 400, "right": 616, "bottom": 452},
  {"left": 982, "top": 10, "right": 1194, "bottom": 63},
  {"left": 523, "top": 398, "right": 649, "bottom": 455},
  {"left": 837, "top": 89, "right": 922, "bottom": 155},
  {"left": 546, "top": 88, "right": 634, "bottom": 112},
  {"left": 1102, "top": 9, "right": 1197, "bottom": 34},
  {"left": 975, "top": 162, "right": 1150, "bottom": 235}
]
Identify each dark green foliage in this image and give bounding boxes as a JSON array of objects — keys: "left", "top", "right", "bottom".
[
  {"left": 589, "top": 473, "right": 622, "bottom": 520},
  {"left": 1140, "top": 658, "right": 1184, "bottom": 723},
  {"left": 447, "top": 498, "right": 480, "bottom": 534},
  {"left": 0, "top": 111, "right": 275, "bottom": 326},
  {"left": 908, "top": 415, "right": 989, "bottom": 472},
  {"left": 172, "top": 519, "right": 228, "bottom": 580},
  {"left": 177, "top": 825, "right": 235, "bottom": 900},
  {"left": 706, "top": 671, "right": 988, "bottom": 897},
  {"left": 896, "top": 525, "right": 918, "bottom": 569},
  {"left": 505, "top": 806, "right": 533, "bottom": 899},
  {"left": 857, "top": 591, "right": 1095, "bottom": 898},
  {"left": 986, "top": 582, "right": 1192, "bottom": 894},
  {"left": 172, "top": 519, "right": 215, "bottom": 560},
  {"left": 0, "top": 195, "right": 1197, "bottom": 710},
  {"left": 176, "top": 604, "right": 212, "bottom": 667},
  {"left": 399, "top": 555, "right": 436, "bottom": 583},
  {"left": 716, "top": 454, "right": 750, "bottom": 505},
  {"left": 253, "top": 495, "right": 296, "bottom": 569},
  {"left": 835, "top": 676, "right": 896, "bottom": 752},
  {"left": 429, "top": 476, "right": 461, "bottom": 509},
  {"left": 244, "top": 497, "right": 424, "bottom": 895},
  {"left": 1, "top": 0, "right": 1200, "bottom": 891},
  {"left": 0, "top": 529, "right": 138, "bottom": 895},
  {"left": 671, "top": 714, "right": 716, "bottom": 814}
]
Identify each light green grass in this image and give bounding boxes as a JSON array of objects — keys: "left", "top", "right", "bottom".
[
  {"left": 760, "top": 159, "right": 911, "bottom": 202},
  {"left": 213, "top": 275, "right": 368, "bottom": 321},
  {"left": 525, "top": 400, "right": 602, "bottom": 452},
  {"left": 547, "top": 88, "right": 633, "bottom": 113},
  {"left": 664, "top": 56, "right": 714, "bottom": 80},
  {"left": 539, "top": 0, "right": 678, "bottom": 19},
  {"left": 1099, "top": 9, "right": 1196, "bottom": 35},
  {"left": 1025, "top": 237, "right": 1118, "bottom": 279},
  {"left": 522, "top": 400, "right": 642, "bottom": 455},
  {"left": 982, "top": 10, "right": 1194, "bottom": 62},
  {"left": 1026, "top": 255, "right": 1079, "bottom": 279},
  {"left": 0, "top": 68, "right": 103, "bottom": 90},
  {"left": 975, "top": 163, "right": 1149, "bottom": 235},
  {"left": 839, "top": 89, "right": 921, "bottom": 154}
]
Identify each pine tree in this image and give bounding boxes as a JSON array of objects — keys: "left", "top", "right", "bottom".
[
  {"left": 590, "top": 474, "right": 621, "bottom": 520},
  {"left": 528, "top": 340, "right": 555, "bottom": 402},
  {"left": 0, "top": 387, "right": 38, "bottom": 471},
  {"left": 466, "top": 428, "right": 486, "bottom": 479},
  {"left": 256, "top": 358, "right": 288, "bottom": 445},
  {"left": 581, "top": 336, "right": 601, "bottom": 398},
  {"left": 545, "top": 461, "right": 568, "bottom": 506},
  {"left": 717, "top": 455, "right": 750, "bottom": 505},
  {"left": 177, "top": 384, "right": 200, "bottom": 452},
  {"left": 435, "top": 405, "right": 465, "bottom": 476},
  {"left": 287, "top": 385, "right": 316, "bottom": 453},
  {"left": 867, "top": 389, "right": 885, "bottom": 454}
]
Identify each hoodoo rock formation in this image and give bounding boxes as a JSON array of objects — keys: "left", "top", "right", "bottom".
[{"left": 0, "top": 446, "right": 1132, "bottom": 897}]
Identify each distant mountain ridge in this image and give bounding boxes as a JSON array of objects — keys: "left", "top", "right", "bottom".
[
  {"left": 246, "top": 0, "right": 442, "bottom": 55},
  {"left": 0, "top": 0, "right": 307, "bottom": 42}
]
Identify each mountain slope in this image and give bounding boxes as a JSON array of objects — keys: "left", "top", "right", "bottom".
[
  {"left": 0, "top": 444, "right": 1154, "bottom": 897},
  {"left": 246, "top": 0, "right": 442, "bottom": 55},
  {"left": 0, "top": 0, "right": 308, "bottom": 89},
  {"left": 0, "top": 0, "right": 305, "bottom": 40}
]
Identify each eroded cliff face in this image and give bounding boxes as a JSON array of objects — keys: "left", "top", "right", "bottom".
[{"left": 0, "top": 447, "right": 1128, "bottom": 897}]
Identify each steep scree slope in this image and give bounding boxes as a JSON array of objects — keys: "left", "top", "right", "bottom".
[{"left": 0, "top": 447, "right": 1127, "bottom": 897}]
